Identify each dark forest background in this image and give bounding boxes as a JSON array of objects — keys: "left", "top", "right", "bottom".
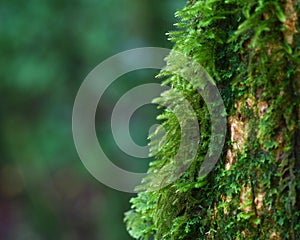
[{"left": 0, "top": 0, "right": 184, "bottom": 239}]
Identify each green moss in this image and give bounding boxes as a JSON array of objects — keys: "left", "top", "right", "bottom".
[{"left": 125, "top": 0, "right": 300, "bottom": 239}]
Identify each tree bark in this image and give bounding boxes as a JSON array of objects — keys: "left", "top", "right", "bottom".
[{"left": 126, "top": 1, "right": 300, "bottom": 239}]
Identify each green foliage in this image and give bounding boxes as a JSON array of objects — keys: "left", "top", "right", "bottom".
[{"left": 126, "top": 0, "right": 300, "bottom": 239}]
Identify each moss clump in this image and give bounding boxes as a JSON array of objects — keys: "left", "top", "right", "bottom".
[{"left": 125, "top": 0, "right": 300, "bottom": 239}]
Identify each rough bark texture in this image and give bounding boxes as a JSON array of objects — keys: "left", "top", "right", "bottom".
[{"left": 126, "top": 1, "right": 300, "bottom": 239}]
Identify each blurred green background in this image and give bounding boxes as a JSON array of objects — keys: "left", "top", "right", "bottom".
[{"left": 0, "top": 0, "right": 184, "bottom": 239}]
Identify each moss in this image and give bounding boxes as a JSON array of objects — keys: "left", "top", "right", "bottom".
[{"left": 125, "top": 0, "right": 300, "bottom": 239}]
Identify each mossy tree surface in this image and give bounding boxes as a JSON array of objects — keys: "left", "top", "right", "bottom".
[{"left": 125, "top": 0, "right": 300, "bottom": 239}]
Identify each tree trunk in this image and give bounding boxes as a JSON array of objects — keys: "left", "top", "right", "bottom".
[{"left": 126, "top": 0, "right": 300, "bottom": 239}]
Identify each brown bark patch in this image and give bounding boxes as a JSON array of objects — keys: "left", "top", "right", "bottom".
[
  {"left": 240, "top": 185, "right": 253, "bottom": 213},
  {"left": 225, "top": 149, "right": 234, "bottom": 170},
  {"left": 283, "top": 0, "right": 298, "bottom": 45},
  {"left": 270, "top": 231, "right": 282, "bottom": 240},
  {"left": 229, "top": 116, "right": 248, "bottom": 152},
  {"left": 257, "top": 101, "right": 268, "bottom": 117},
  {"left": 254, "top": 191, "right": 265, "bottom": 216}
]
